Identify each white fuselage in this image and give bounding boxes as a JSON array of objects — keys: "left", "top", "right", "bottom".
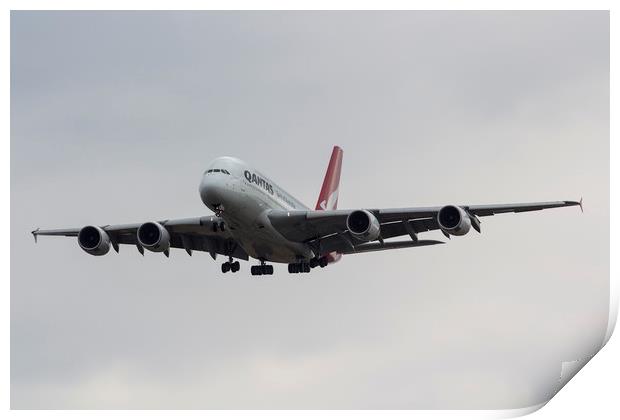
[{"left": 198, "top": 156, "right": 314, "bottom": 263}]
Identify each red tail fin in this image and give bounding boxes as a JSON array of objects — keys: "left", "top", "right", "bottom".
[{"left": 315, "top": 146, "right": 343, "bottom": 211}]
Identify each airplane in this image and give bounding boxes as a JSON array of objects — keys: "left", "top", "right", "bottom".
[{"left": 32, "top": 146, "right": 583, "bottom": 276}]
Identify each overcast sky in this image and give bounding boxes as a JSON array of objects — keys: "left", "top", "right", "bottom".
[{"left": 11, "top": 11, "right": 609, "bottom": 409}]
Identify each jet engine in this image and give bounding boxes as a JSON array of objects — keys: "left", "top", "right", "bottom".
[
  {"left": 137, "top": 222, "right": 171, "bottom": 252},
  {"left": 437, "top": 205, "right": 471, "bottom": 236},
  {"left": 77, "top": 225, "right": 111, "bottom": 256},
  {"left": 346, "top": 209, "right": 381, "bottom": 242}
]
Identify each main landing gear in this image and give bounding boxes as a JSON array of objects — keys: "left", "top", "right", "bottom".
[
  {"left": 251, "top": 261, "right": 274, "bottom": 276},
  {"left": 221, "top": 257, "right": 240, "bottom": 273},
  {"left": 288, "top": 262, "right": 310, "bottom": 273},
  {"left": 288, "top": 257, "right": 328, "bottom": 274}
]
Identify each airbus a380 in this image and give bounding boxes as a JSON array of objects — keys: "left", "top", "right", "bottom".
[{"left": 33, "top": 146, "right": 582, "bottom": 276}]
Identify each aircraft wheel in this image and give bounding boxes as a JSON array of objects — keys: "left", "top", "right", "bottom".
[
  {"left": 251, "top": 266, "right": 261, "bottom": 276},
  {"left": 231, "top": 261, "right": 240, "bottom": 272},
  {"left": 221, "top": 262, "right": 230, "bottom": 273},
  {"left": 263, "top": 265, "right": 274, "bottom": 275}
]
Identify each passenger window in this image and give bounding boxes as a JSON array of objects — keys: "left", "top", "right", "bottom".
[{"left": 214, "top": 169, "right": 221, "bottom": 173}]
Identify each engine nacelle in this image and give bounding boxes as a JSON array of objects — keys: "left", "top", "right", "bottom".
[
  {"left": 78, "top": 225, "right": 111, "bottom": 256},
  {"left": 346, "top": 209, "right": 381, "bottom": 242},
  {"left": 437, "top": 205, "right": 471, "bottom": 236},
  {"left": 137, "top": 222, "right": 171, "bottom": 252}
]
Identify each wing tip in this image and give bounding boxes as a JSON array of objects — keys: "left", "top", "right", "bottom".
[
  {"left": 564, "top": 198, "right": 583, "bottom": 213},
  {"left": 31, "top": 228, "right": 39, "bottom": 243}
]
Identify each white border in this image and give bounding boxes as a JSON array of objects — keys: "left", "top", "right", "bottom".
[{"left": 3, "top": 1, "right": 616, "bottom": 418}]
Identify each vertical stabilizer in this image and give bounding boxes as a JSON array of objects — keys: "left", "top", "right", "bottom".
[{"left": 315, "top": 146, "right": 343, "bottom": 211}]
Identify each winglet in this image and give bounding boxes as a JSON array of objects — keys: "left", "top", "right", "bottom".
[
  {"left": 31, "top": 228, "right": 39, "bottom": 243},
  {"left": 579, "top": 197, "right": 583, "bottom": 213}
]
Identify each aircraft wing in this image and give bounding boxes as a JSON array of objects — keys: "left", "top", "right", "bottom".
[
  {"left": 340, "top": 239, "right": 445, "bottom": 254},
  {"left": 268, "top": 199, "right": 582, "bottom": 255},
  {"left": 32, "top": 216, "right": 249, "bottom": 260}
]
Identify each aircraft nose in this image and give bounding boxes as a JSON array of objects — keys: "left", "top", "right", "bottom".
[{"left": 199, "top": 176, "right": 227, "bottom": 208}]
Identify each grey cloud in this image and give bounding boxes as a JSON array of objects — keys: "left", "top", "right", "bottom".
[{"left": 11, "top": 11, "right": 609, "bottom": 409}]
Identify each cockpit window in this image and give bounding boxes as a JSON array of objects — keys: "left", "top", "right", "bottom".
[{"left": 204, "top": 169, "right": 230, "bottom": 175}]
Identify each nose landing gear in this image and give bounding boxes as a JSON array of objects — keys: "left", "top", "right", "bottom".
[{"left": 214, "top": 204, "right": 225, "bottom": 217}]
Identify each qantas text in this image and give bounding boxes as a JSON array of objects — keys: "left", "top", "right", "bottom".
[{"left": 244, "top": 170, "right": 274, "bottom": 195}]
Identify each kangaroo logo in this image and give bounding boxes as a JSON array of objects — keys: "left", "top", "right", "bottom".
[{"left": 320, "top": 188, "right": 339, "bottom": 210}]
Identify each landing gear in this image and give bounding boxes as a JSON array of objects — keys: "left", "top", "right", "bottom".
[
  {"left": 221, "top": 258, "right": 240, "bottom": 273},
  {"left": 251, "top": 261, "right": 274, "bottom": 276},
  {"left": 288, "top": 257, "right": 328, "bottom": 274},
  {"left": 288, "top": 262, "right": 311, "bottom": 273},
  {"left": 214, "top": 204, "right": 225, "bottom": 217}
]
